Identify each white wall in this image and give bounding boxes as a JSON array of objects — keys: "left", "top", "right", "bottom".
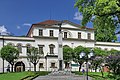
[
  {"left": 32, "top": 23, "right": 94, "bottom": 40},
  {"left": 95, "top": 42, "right": 120, "bottom": 50}
]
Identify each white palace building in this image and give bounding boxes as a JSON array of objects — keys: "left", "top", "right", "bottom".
[{"left": 0, "top": 20, "right": 120, "bottom": 72}]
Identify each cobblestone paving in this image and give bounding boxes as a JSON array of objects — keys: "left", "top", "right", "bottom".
[{"left": 33, "top": 71, "right": 92, "bottom": 80}]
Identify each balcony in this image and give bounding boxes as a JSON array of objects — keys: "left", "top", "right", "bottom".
[{"left": 45, "top": 53, "right": 58, "bottom": 57}]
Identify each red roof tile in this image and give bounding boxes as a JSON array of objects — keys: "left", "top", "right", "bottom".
[{"left": 35, "top": 20, "right": 59, "bottom": 25}]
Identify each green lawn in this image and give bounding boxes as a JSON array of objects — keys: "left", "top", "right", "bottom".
[
  {"left": 0, "top": 72, "right": 29, "bottom": 80},
  {"left": 88, "top": 72, "right": 108, "bottom": 80},
  {"left": 72, "top": 71, "right": 119, "bottom": 80},
  {"left": 0, "top": 71, "right": 50, "bottom": 80}
]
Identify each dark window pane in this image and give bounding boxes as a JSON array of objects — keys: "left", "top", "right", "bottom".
[
  {"left": 50, "top": 30, "right": 54, "bottom": 37},
  {"left": 88, "top": 33, "right": 91, "bottom": 39},
  {"left": 39, "top": 63, "right": 44, "bottom": 68},
  {"left": 51, "top": 63, "right": 55, "bottom": 68},
  {"left": 39, "top": 29, "right": 43, "bottom": 36},
  {"left": 64, "top": 32, "right": 67, "bottom": 38},
  {"left": 78, "top": 32, "right": 81, "bottom": 39}
]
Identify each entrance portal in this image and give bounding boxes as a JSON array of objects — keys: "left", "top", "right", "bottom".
[{"left": 14, "top": 61, "right": 25, "bottom": 72}]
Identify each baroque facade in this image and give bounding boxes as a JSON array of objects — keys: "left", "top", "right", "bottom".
[{"left": 0, "top": 20, "right": 120, "bottom": 72}]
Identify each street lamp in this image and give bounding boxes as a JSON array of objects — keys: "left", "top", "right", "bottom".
[{"left": 79, "top": 50, "right": 94, "bottom": 80}]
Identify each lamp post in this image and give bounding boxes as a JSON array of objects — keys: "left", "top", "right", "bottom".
[{"left": 79, "top": 50, "right": 94, "bottom": 80}]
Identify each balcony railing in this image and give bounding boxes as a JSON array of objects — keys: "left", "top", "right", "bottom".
[{"left": 46, "top": 53, "right": 58, "bottom": 57}]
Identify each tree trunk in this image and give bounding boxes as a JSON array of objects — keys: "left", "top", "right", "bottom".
[
  {"left": 79, "top": 63, "right": 82, "bottom": 72},
  {"left": 11, "top": 64, "right": 14, "bottom": 72},
  {"left": 34, "top": 63, "right": 36, "bottom": 72},
  {"left": 95, "top": 65, "right": 98, "bottom": 72},
  {"left": 3, "top": 59, "right": 4, "bottom": 73}
]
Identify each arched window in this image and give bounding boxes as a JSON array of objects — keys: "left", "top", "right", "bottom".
[
  {"left": 64, "top": 32, "right": 67, "bottom": 38},
  {"left": 49, "top": 44, "right": 55, "bottom": 54},
  {"left": 26, "top": 44, "right": 31, "bottom": 53},
  {"left": 17, "top": 43, "right": 22, "bottom": 53}
]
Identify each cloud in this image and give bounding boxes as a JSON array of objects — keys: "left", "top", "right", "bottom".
[
  {"left": 23, "top": 23, "right": 31, "bottom": 26},
  {"left": 0, "top": 25, "right": 10, "bottom": 35},
  {"left": 74, "top": 12, "right": 83, "bottom": 20},
  {"left": 17, "top": 26, "right": 21, "bottom": 29}
]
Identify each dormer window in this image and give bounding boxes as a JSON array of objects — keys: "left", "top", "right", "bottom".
[
  {"left": 64, "top": 32, "right": 67, "bottom": 38},
  {"left": 39, "top": 29, "right": 43, "bottom": 36},
  {"left": 78, "top": 32, "right": 81, "bottom": 39},
  {"left": 88, "top": 33, "right": 91, "bottom": 39},
  {"left": 50, "top": 30, "right": 53, "bottom": 37}
]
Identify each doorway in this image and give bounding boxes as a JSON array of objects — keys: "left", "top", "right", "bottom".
[{"left": 14, "top": 61, "right": 25, "bottom": 72}]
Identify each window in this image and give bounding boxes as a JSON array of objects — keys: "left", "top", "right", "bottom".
[
  {"left": 26, "top": 44, "right": 31, "bottom": 53},
  {"left": 64, "top": 32, "right": 67, "bottom": 38},
  {"left": 49, "top": 44, "right": 55, "bottom": 54},
  {"left": 38, "top": 45, "right": 44, "bottom": 55},
  {"left": 39, "top": 29, "right": 43, "bottom": 36},
  {"left": 50, "top": 63, "right": 55, "bottom": 68},
  {"left": 78, "top": 32, "right": 81, "bottom": 39},
  {"left": 88, "top": 33, "right": 91, "bottom": 39},
  {"left": 50, "top": 47, "right": 54, "bottom": 54},
  {"left": 39, "top": 63, "right": 44, "bottom": 68},
  {"left": 50, "top": 30, "right": 54, "bottom": 37},
  {"left": 17, "top": 43, "right": 22, "bottom": 53},
  {"left": 39, "top": 47, "right": 43, "bottom": 54}
]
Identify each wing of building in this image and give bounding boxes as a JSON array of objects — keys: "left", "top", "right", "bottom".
[{"left": 0, "top": 20, "right": 120, "bottom": 72}]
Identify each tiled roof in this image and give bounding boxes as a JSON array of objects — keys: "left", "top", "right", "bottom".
[{"left": 35, "top": 20, "right": 60, "bottom": 25}]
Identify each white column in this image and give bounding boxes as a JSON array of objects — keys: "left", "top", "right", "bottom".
[{"left": 58, "top": 32, "right": 63, "bottom": 70}]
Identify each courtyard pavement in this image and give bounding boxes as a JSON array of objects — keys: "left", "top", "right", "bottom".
[{"left": 33, "top": 71, "right": 92, "bottom": 80}]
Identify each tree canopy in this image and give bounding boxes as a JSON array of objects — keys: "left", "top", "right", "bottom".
[
  {"left": 75, "top": 0, "right": 120, "bottom": 42},
  {"left": 74, "top": 45, "right": 90, "bottom": 71},
  {"left": 0, "top": 45, "right": 19, "bottom": 72},
  {"left": 63, "top": 45, "right": 73, "bottom": 63},
  {"left": 27, "top": 47, "right": 43, "bottom": 72}
]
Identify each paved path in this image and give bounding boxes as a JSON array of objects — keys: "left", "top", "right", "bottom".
[{"left": 33, "top": 71, "right": 92, "bottom": 80}]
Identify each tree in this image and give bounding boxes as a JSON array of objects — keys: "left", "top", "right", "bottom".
[
  {"left": 106, "top": 54, "right": 120, "bottom": 75},
  {"left": 106, "top": 49, "right": 120, "bottom": 75},
  {"left": 74, "top": 45, "right": 90, "bottom": 72},
  {"left": 63, "top": 45, "right": 73, "bottom": 68},
  {"left": 0, "top": 45, "right": 19, "bottom": 72},
  {"left": 92, "top": 48, "right": 108, "bottom": 77},
  {"left": 75, "top": 0, "right": 119, "bottom": 42},
  {"left": 27, "top": 47, "right": 43, "bottom": 72},
  {"left": 94, "top": 16, "right": 117, "bottom": 42}
]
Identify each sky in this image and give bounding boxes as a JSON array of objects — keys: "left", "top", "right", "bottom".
[{"left": 0, "top": 0, "right": 93, "bottom": 36}]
